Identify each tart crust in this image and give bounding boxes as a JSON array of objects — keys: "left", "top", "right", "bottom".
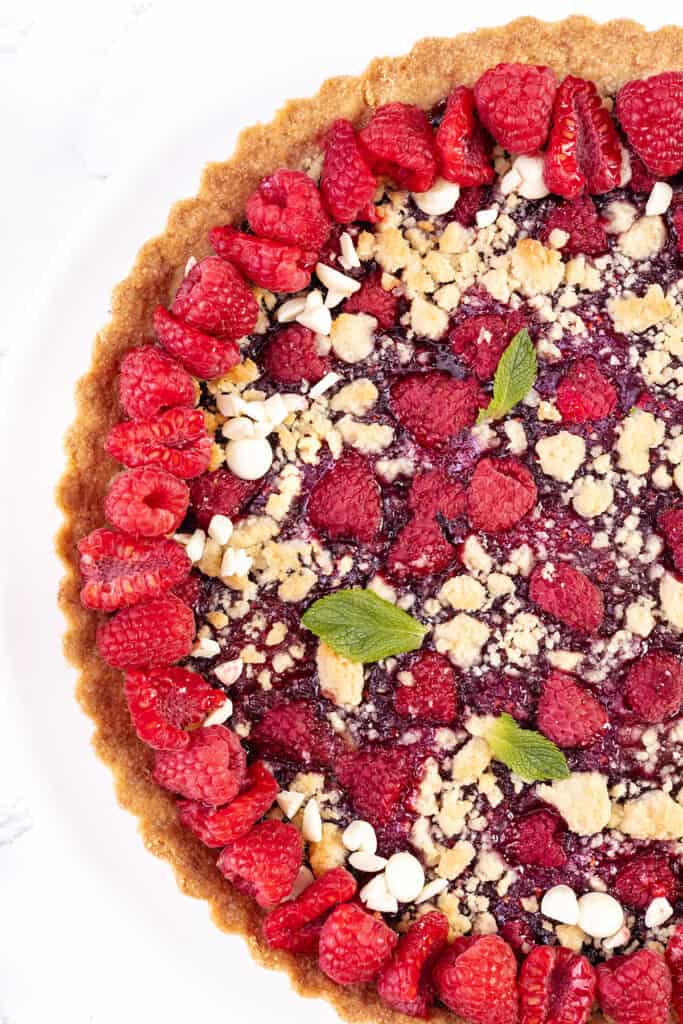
[{"left": 56, "top": 17, "right": 683, "bottom": 1022}]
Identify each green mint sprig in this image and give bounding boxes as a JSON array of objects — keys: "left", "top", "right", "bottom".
[
  {"left": 486, "top": 713, "right": 570, "bottom": 782},
  {"left": 477, "top": 328, "right": 538, "bottom": 423},
  {"left": 302, "top": 589, "right": 427, "bottom": 663}
]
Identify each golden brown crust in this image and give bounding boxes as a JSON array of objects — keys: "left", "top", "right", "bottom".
[{"left": 56, "top": 17, "right": 683, "bottom": 1022}]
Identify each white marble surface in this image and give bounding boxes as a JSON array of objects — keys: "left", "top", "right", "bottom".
[{"left": 0, "top": 1, "right": 680, "bottom": 1021}]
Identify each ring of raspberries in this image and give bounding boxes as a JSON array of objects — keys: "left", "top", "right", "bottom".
[{"left": 71, "top": 51, "right": 683, "bottom": 1024}]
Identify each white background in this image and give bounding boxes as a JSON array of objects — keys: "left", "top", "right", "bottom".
[{"left": 0, "top": 2, "right": 679, "bottom": 1021}]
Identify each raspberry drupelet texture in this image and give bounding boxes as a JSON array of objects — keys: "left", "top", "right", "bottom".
[
  {"left": 217, "top": 820, "right": 303, "bottom": 909},
  {"left": 377, "top": 911, "right": 450, "bottom": 1018},
  {"left": 321, "top": 118, "right": 378, "bottom": 224},
  {"left": 96, "top": 594, "right": 195, "bottom": 670},
  {"left": 433, "top": 934, "right": 519, "bottom": 1024},
  {"left": 118, "top": 345, "right": 196, "bottom": 420},
  {"left": 78, "top": 528, "right": 190, "bottom": 612},
  {"left": 105, "top": 467, "right": 190, "bottom": 538},
  {"left": 264, "top": 867, "right": 357, "bottom": 954},
  {"left": 153, "top": 305, "right": 241, "bottom": 379},
  {"left": 153, "top": 724, "right": 247, "bottom": 805},
  {"left": 474, "top": 62, "right": 557, "bottom": 154},
  {"left": 124, "top": 666, "right": 226, "bottom": 751},
  {"left": 360, "top": 103, "right": 437, "bottom": 193},
  {"left": 105, "top": 407, "right": 212, "bottom": 479},
  {"left": 318, "top": 902, "right": 398, "bottom": 985},
  {"left": 171, "top": 256, "right": 259, "bottom": 341},
  {"left": 179, "top": 761, "right": 279, "bottom": 846},
  {"left": 307, "top": 452, "right": 382, "bottom": 543}
]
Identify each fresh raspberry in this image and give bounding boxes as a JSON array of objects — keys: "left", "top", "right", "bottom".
[
  {"left": 624, "top": 650, "right": 683, "bottom": 723},
  {"left": 335, "top": 745, "right": 416, "bottom": 828},
  {"left": 393, "top": 650, "right": 459, "bottom": 724},
  {"left": 503, "top": 809, "right": 567, "bottom": 869},
  {"left": 474, "top": 63, "right": 557, "bottom": 154},
  {"left": 614, "top": 853, "right": 678, "bottom": 909},
  {"left": 536, "top": 671, "right": 608, "bottom": 748},
  {"left": 343, "top": 270, "right": 399, "bottom": 329},
  {"left": 659, "top": 506, "right": 683, "bottom": 572},
  {"left": 540, "top": 196, "right": 608, "bottom": 256},
  {"left": 467, "top": 457, "right": 537, "bottom": 534},
  {"left": 436, "top": 85, "right": 495, "bottom": 187},
  {"left": 597, "top": 949, "right": 672, "bottom": 1024},
  {"left": 319, "top": 902, "right": 398, "bottom": 985},
  {"left": 519, "top": 945, "right": 597, "bottom": 1024},
  {"left": 264, "top": 867, "right": 357, "bottom": 955},
  {"left": 673, "top": 206, "right": 683, "bottom": 253},
  {"left": 217, "top": 820, "right": 303, "bottom": 909},
  {"left": 451, "top": 185, "right": 485, "bottom": 226},
  {"left": 617, "top": 72, "right": 683, "bottom": 176},
  {"left": 153, "top": 306, "right": 240, "bottom": 379},
  {"left": 666, "top": 925, "right": 683, "bottom": 1022},
  {"left": 433, "top": 934, "right": 519, "bottom": 1024},
  {"left": 320, "top": 119, "right": 378, "bottom": 224},
  {"left": 124, "top": 666, "right": 226, "bottom": 751},
  {"left": 105, "top": 467, "right": 189, "bottom": 538},
  {"left": 188, "top": 468, "right": 260, "bottom": 530},
  {"left": 118, "top": 345, "right": 196, "bottom": 420},
  {"left": 556, "top": 357, "right": 617, "bottom": 422},
  {"left": 529, "top": 563, "right": 604, "bottom": 634},
  {"left": 377, "top": 911, "right": 450, "bottom": 1017},
  {"left": 307, "top": 453, "right": 382, "bottom": 543},
  {"left": 359, "top": 103, "right": 437, "bottom": 192},
  {"left": 544, "top": 76, "right": 622, "bottom": 198},
  {"left": 171, "top": 257, "right": 258, "bottom": 341},
  {"left": 210, "top": 225, "right": 311, "bottom": 293},
  {"left": 627, "top": 149, "right": 658, "bottom": 193},
  {"left": 79, "top": 528, "right": 190, "bottom": 612},
  {"left": 409, "top": 468, "right": 466, "bottom": 519},
  {"left": 171, "top": 571, "right": 203, "bottom": 609},
  {"left": 251, "top": 699, "right": 341, "bottom": 768},
  {"left": 96, "top": 594, "right": 195, "bottom": 670},
  {"left": 390, "top": 371, "right": 485, "bottom": 448},
  {"left": 262, "top": 323, "right": 330, "bottom": 385},
  {"left": 105, "top": 407, "right": 212, "bottom": 479},
  {"left": 246, "top": 169, "right": 330, "bottom": 257},
  {"left": 178, "top": 761, "right": 279, "bottom": 846},
  {"left": 386, "top": 515, "right": 455, "bottom": 580},
  {"left": 450, "top": 311, "right": 526, "bottom": 381},
  {"left": 153, "top": 724, "right": 247, "bottom": 805}
]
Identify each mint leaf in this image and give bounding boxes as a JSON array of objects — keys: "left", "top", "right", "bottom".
[
  {"left": 302, "top": 589, "right": 428, "bottom": 663},
  {"left": 477, "top": 328, "right": 537, "bottom": 423},
  {"left": 486, "top": 713, "right": 570, "bottom": 782}
]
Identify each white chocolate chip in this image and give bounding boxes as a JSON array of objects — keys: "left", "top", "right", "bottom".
[
  {"left": 214, "top": 658, "right": 244, "bottom": 687},
  {"left": 603, "top": 925, "right": 631, "bottom": 951},
  {"left": 225, "top": 437, "right": 273, "bottom": 480},
  {"left": 339, "top": 232, "right": 361, "bottom": 270},
  {"left": 276, "top": 790, "right": 305, "bottom": 819},
  {"left": 645, "top": 897, "right": 674, "bottom": 928},
  {"left": 412, "top": 177, "right": 461, "bottom": 216},
  {"left": 348, "top": 851, "right": 388, "bottom": 873},
  {"left": 385, "top": 852, "right": 425, "bottom": 903},
  {"left": 504, "top": 155, "right": 549, "bottom": 200},
  {"left": 645, "top": 181, "right": 673, "bottom": 216},
  {"left": 476, "top": 206, "right": 499, "bottom": 228},
  {"left": 301, "top": 798, "right": 323, "bottom": 842},
  {"left": 192, "top": 636, "right": 220, "bottom": 659},
  {"left": 360, "top": 873, "right": 398, "bottom": 914},
  {"left": 276, "top": 296, "right": 306, "bottom": 323},
  {"left": 207, "top": 515, "right": 233, "bottom": 546},
  {"left": 541, "top": 885, "right": 580, "bottom": 926},
  {"left": 342, "top": 820, "right": 377, "bottom": 855},
  {"left": 309, "top": 371, "right": 342, "bottom": 399},
  {"left": 185, "top": 528, "right": 206, "bottom": 564},
  {"left": 415, "top": 877, "right": 449, "bottom": 904},
  {"left": 577, "top": 892, "right": 624, "bottom": 939},
  {"left": 203, "top": 698, "right": 233, "bottom": 726},
  {"left": 316, "top": 262, "right": 361, "bottom": 297},
  {"left": 296, "top": 289, "right": 332, "bottom": 335}
]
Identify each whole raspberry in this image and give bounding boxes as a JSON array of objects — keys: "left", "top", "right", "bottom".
[
  {"left": 118, "top": 345, "right": 196, "bottom": 420},
  {"left": 519, "top": 945, "right": 597, "bottom": 1024},
  {"left": 503, "top": 808, "right": 567, "bottom": 868},
  {"left": 246, "top": 169, "right": 330, "bottom": 256},
  {"left": 153, "top": 724, "right": 246, "bottom": 805},
  {"left": 556, "top": 357, "right": 617, "bottom": 422},
  {"left": 96, "top": 594, "right": 195, "bottom": 670},
  {"left": 536, "top": 671, "right": 608, "bottom": 748},
  {"left": 210, "top": 225, "right": 311, "bottom": 292},
  {"left": 450, "top": 311, "right": 526, "bottom": 381},
  {"left": 597, "top": 949, "right": 672, "bottom": 1024},
  {"left": 540, "top": 196, "right": 608, "bottom": 256},
  {"left": 659, "top": 506, "right": 683, "bottom": 572},
  {"left": 262, "top": 323, "right": 330, "bottom": 385},
  {"left": 264, "top": 867, "right": 357, "bottom": 954},
  {"left": 178, "top": 761, "right": 279, "bottom": 846},
  {"left": 666, "top": 925, "right": 683, "bottom": 1022},
  {"left": 614, "top": 853, "right": 678, "bottom": 909},
  {"left": 436, "top": 86, "right": 495, "bottom": 187},
  {"left": 217, "top": 820, "right": 303, "bottom": 909},
  {"left": 105, "top": 467, "right": 190, "bottom": 538},
  {"left": 79, "top": 528, "right": 190, "bottom": 612},
  {"left": 105, "top": 407, "right": 212, "bottom": 479},
  {"left": 544, "top": 76, "right": 622, "bottom": 198},
  {"left": 343, "top": 270, "right": 399, "bottom": 329},
  {"left": 529, "top": 563, "right": 604, "bottom": 634},
  {"left": 386, "top": 515, "right": 455, "bottom": 580},
  {"left": 390, "top": 371, "right": 485, "bottom": 448},
  {"left": 153, "top": 306, "right": 240, "bottom": 379},
  {"left": 474, "top": 63, "right": 557, "bottom": 154},
  {"left": 307, "top": 453, "right": 382, "bottom": 543},
  {"left": 359, "top": 103, "right": 437, "bottom": 192},
  {"left": 617, "top": 72, "right": 683, "bottom": 176},
  {"left": 189, "top": 468, "right": 261, "bottom": 530},
  {"left": 319, "top": 902, "right": 398, "bottom": 985},
  {"left": 124, "top": 666, "right": 226, "bottom": 751},
  {"left": 335, "top": 745, "right": 416, "bottom": 829},
  {"left": 624, "top": 650, "right": 683, "bottom": 723},
  {"left": 467, "top": 457, "right": 537, "bottom": 534},
  {"left": 393, "top": 650, "right": 459, "bottom": 724},
  {"left": 251, "top": 699, "right": 341, "bottom": 768},
  {"left": 377, "top": 911, "right": 449, "bottom": 1017},
  {"left": 171, "top": 257, "right": 258, "bottom": 341},
  {"left": 320, "top": 119, "right": 378, "bottom": 224},
  {"left": 451, "top": 185, "right": 485, "bottom": 226},
  {"left": 433, "top": 934, "right": 519, "bottom": 1024},
  {"left": 409, "top": 467, "right": 467, "bottom": 519}
]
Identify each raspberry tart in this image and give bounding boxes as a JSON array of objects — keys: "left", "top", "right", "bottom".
[{"left": 58, "top": 17, "right": 683, "bottom": 1024}]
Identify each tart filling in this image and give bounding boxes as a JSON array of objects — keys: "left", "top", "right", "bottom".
[{"left": 72, "top": 49, "right": 683, "bottom": 1024}]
